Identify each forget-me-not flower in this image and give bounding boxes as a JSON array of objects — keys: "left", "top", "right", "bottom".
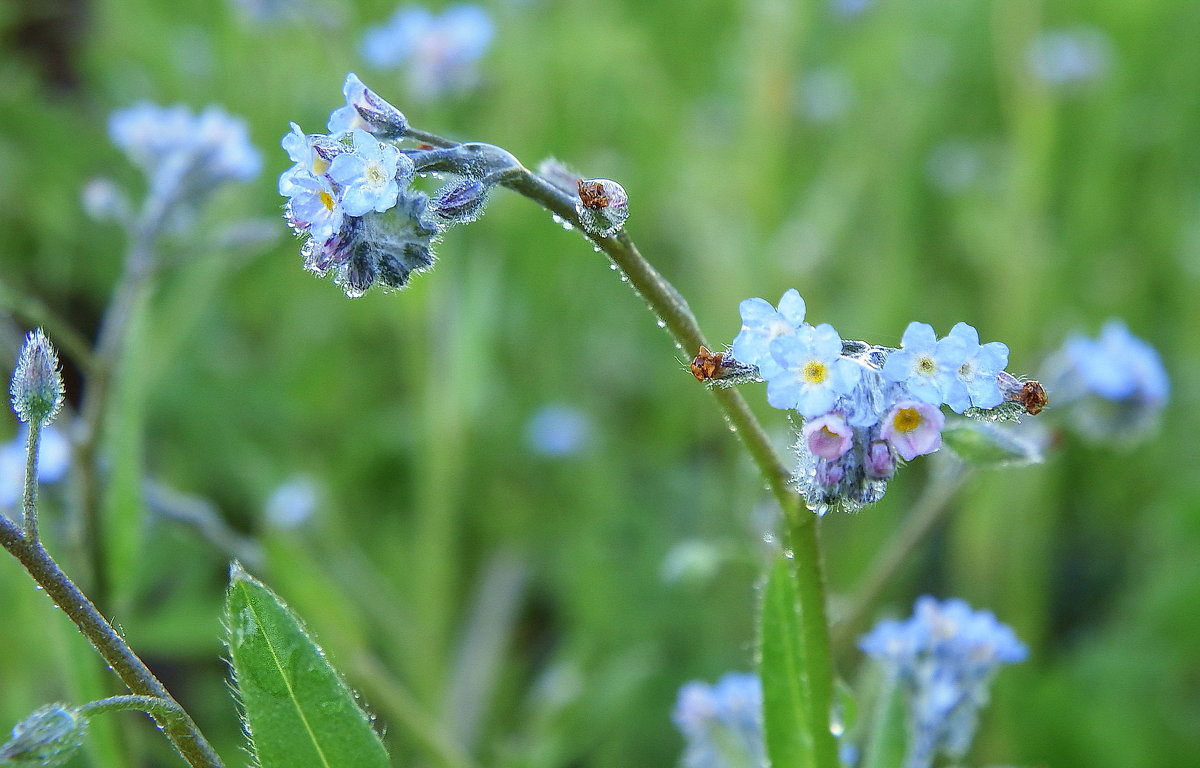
[
  {"left": 327, "top": 73, "right": 409, "bottom": 138},
  {"left": 860, "top": 596, "right": 1026, "bottom": 768},
  {"left": 730, "top": 289, "right": 808, "bottom": 381},
  {"left": 327, "top": 130, "right": 410, "bottom": 216},
  {"left": 672, "top": 673, "right": 764, "bottom": 768},
  {"left": 768, "top": 324, "right": 863, "bottom": 417},
  {"left": 362, "top": 5, "right": 494, "bottom": 101},
  {"left": 940, "top": 322, "right": 1009, "bottom": 413},
  {"left": 284, "top": 172, "right": 345, "bottom": 241},
  {"left": 881, "top": 322, "right": 965, "bottom": 406},
  {"left": 880, "top": 401, "right": 945, "bottom": 461}
]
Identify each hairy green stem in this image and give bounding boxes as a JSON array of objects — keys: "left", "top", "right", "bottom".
[
  {"left": 404, "top": 128, "right": 839, "bottom": 765},
  {"left": 0, "top": 517, "right": 225, "bottom": 768},
  {"left": 22, "top": 421, "right": 42, "bottom": 541}
]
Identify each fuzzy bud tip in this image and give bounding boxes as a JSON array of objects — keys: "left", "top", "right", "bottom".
[
  {"left": 0, "top": 704, "right": 88, "bottom": 767},
  {"left": 10, "top": 329, "right": 64, "bottom": 427}
]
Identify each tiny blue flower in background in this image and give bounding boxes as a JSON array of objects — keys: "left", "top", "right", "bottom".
[
  {"left": 362, "top": 5, "right": 494, "bottom": 101},
  {"left": 860, "top": 596, "right": 1026, "bottom": 768},
  {"left": 264, "top": 475, "right": 319, "bottom": 528},
  {"left": 881, "top": 322, "right": 964, "bottom": 406},
  {"left": 731, "top": 289, "right": 808, "bottom": 381},
  {"left": 1027, "top": 26, "right": 1113, "bottom": 88},
  {"left": 768, "top": 324, "right": 862, "bottom": 417},
  {"left": 672, "top": 673, "right": 764, "bottom": 768},
  {"left": 327, "top": 130, "right": 411, "bottom": 216},
  {"left": 940, "top": 323, "right": 1008, "bottom": 414},
  {"left": 1043, "top": 319, "right": 1168, "bottom": 444},
  {"left": 525, "top": 404, "right": 592, "bottom": 457},
  {"left": 0, "top": 425, "right": 71, "bottom": 510}
]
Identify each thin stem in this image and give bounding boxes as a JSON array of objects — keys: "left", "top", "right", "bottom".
[
  {"left": 0, "top": 518, "right": 226, "bottom": 768},
  {"left": 830, "top": 457, "right": 972, "bottom": 657},
  {"left": 23, "top": 422, "right": 42, "bottom": 541},
  {"left": 408, "top": 126, "right": 837, "bottom": 765},
  {"left": 79, "top": 695, "right": 184, "bottom": 721}
]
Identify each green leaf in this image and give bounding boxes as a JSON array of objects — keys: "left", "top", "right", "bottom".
[
  {"left": 759, "top": 557, "right": 814, "bottom": 768},
  {"left": 941, "top": 420, "right": 1045, "bottom": 469},
  {"left": 860, "top": 670, "right": 907, "bottom": 768},
  {"left": 225, "top": 565, "right": 390, "bottom": 768}
]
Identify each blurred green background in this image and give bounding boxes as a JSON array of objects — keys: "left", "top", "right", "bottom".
[{"left": 1, "top": 0, "right": 1198, "bottom": 765}]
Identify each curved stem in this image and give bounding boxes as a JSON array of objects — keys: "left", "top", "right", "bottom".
[
  {"left": 79, "top": 695, "right": 185, "bottom": 721},
  {"left": 0, "top": 518, "right": 225, "bottom": 768},
  {"left": 406, "top": 128, "right": 838, "bottom": 766}
]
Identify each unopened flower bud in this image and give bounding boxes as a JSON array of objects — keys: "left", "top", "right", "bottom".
[
  {"left": 328, "top": 73, "right": 408, "bottom": 139},
  {"left": 432, "top": 179, "right": 489, "bottom": 224},
  {"left": 0, "top": 704, "right": 88, "bottom": 767},
  {"left": 575, "top": 178, "right": 629, "bottom": 237},
  {"left": 10, "top": 329, "right": 64, "bottom": 427},
  {"left": 864, "top": 440, "right": 896, "bottom": 479}
]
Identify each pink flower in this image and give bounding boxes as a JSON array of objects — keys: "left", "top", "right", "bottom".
[{"left": 880, "top": 401, "right": 945, "bottom": 461}]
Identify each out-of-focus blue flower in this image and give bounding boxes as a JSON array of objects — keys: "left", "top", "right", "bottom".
[
  {"left": 672, "top": 673, "right": 764, "bottom": 768},
  {"left": 881, "top": 322, "right": 965, "bottom": 406},
  {"left": 264, "top": 475, "right": 319, "bottom": 528},
  {"left": 362, "top": 5, "right": 494, "bottom": 100},
  {"left": 525, "top": 404, "right": 592, "bottom": 457},
  {"left": 860, "top": 596, "right": 1026, "bottom": 768},
  {"left": 731, "top": 289, "right": 808, "bottom": 381},
  {"left": 1027, "top": 26, "right": 1113, "bottom": 87},
  {"left": 109, "top": 102, "right": 261, "bottom": 194},
  {"left": 940, "top": 323, "right": 1008, "bottom": 414},
  {"left": 0, "top": 425, "right": 71, "bottom": 509},
  {"left": 1043, "top": 319, "right": 1168, "bottom": 443},
  {"left": 768, "top": 324, "right": 863, "bottom": 417},
  {"left": 327, "top": 130, "right": 410, "bottom": 216}
]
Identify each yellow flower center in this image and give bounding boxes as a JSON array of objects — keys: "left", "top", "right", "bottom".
[
  {"left": 313, "top": 157, "right": 331, "bottom": 175},
  {"left": 917, "top": 356, "right": 936, "bottom": 375},
  {"left": 802, "top": 360, "right": 828, "bottom": 385},
  {"left": 319, "top": 190, "right": 335, "bottom": 211},
  {"left": 892, "top": 407, "right": 922, "bottom": 433},
  {"left": 365, "top": 163, "right": 386, "bottom": 185}
]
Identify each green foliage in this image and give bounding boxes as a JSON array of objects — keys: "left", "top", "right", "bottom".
[
  {"left": 758, "top": 557, "right": 814, "bottom": 768},
  {"left": 225, "top": 566, "right": 389, "bottom": 768}
]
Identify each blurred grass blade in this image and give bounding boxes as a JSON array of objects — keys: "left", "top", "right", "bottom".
[
  {"left": 759, "top": 556, "right": 815, "bottom": 768},
  {"left": 860, "top": 670, "right": 907, "bottom": 768},
  {"left": 225, "top": 565, "right": 390, "bottom": 768}
]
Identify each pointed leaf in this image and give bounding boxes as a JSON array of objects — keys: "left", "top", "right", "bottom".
[
  {"left": 759, "top": 557, "right": 815, "bottom": 768},
  {"left": 941, "top": 420, "right": 1045, "bottom": 469},
  {"left": 225, "top": 566, "right": 390, "bottom": 768}
]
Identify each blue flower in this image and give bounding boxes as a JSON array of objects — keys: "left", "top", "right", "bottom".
[
  {"left": 940, "top": 323, "right": 1009, "bottom": 413},
  {"left": 108, "top": 102, "right": 260, "bottom": 213},
  {"left": 881, "top": 322, "right": 965, "bottom": 406},
  {"left": 768, "top": 323, "right": 863, "bottom": 417},
  {"left": 860, "top": 597, "right": 1026, "bottom": 768},
  {"left": 0, "top": 425, "right": 71, "bottom": 509},
  {"left": 327, "top": 73, "right": 409, "bottom": 138},
  {"left": 730, "top": 289, "right": 808, "bottom": 381},
  {"left": 361, "top": 5, "right": 494, "bottom": 101},
  {"left": 327, "top": 130, "right": 411, "bottom": 216},
  {"left": 284, "top": 172, "right": 344, "bottom": 241},
  {"left": 672, "top": 673, "right": 764, "bottom": 768}
]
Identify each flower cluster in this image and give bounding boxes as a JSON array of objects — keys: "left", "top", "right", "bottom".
[
  {"left": 282, "top": 74, "right": 511, "bottom": 297},
  {"left": 108, "top": 102, "right": 260, "bottom": 215},
  {"left": 1042, "top": 319, "right": 1168, "bottom": 444},
  {"left": 672, "top": 673, "right": 765, "bottom": 768},
  {"left": 362, "top": 5, "right": 494, "bottom": 101},
  {"left": 726, "top": 290, "right": 1029, "bottom": 514},
  {"left": 859, "top": 597, "right": 1027, "bottom": 768}
]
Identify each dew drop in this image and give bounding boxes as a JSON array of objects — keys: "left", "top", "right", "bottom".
[
  {"left": 655, "top": 319, "right": 667, "bottom": 329},
  {"left": 609, "top": 263, "right": 618, "bottom": 270},
  {"left": 783, "top": 548, "right": 795, "bottom": 559}
]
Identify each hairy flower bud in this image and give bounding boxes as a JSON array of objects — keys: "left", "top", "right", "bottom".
[
  {"left": 10, "top": 330, "right": 64, "bottom": 427},
  {"left": 431, "top": 179, "right": 489, "bottom": 224},
  {"left": 0, "top": 704, "right": 88, "bottom": 767},
  {"left": 575, "top": 178, "right": 629, "bottom": 237}
]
